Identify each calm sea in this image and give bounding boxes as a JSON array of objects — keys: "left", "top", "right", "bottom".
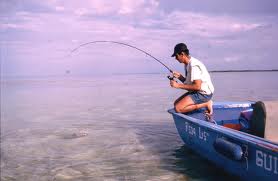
[{"left": 1, "top": 72, "right": 278, "bottom": 181}]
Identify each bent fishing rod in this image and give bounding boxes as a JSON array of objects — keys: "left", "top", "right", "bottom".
[{"left": 70, "top": 41, "right": 174, "bottom": 80}]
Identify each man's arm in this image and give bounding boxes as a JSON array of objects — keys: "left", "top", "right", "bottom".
[
  {"left": 172, "top": 71, "right": 186, "bottom": 82},
  {"left": 177, "top": 75, "right": 186, "bottom": 82},
  {"left": 170, "top": 79, "right": 201, "bottom": 91}
]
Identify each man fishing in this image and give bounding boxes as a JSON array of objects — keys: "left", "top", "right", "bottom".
[
  {"left": 170, "top": 43, "right": 214, "bottom": 117},
  {"left": 70, "top": 40, "right": 214, "bottom": 116}
]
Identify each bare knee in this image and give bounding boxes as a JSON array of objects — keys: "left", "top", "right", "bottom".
[
  {"left": 174, "top": 95, "right": 195, "bottom": 113},
  {"left": 174, "top": 106, "right": 181, "bottom": 113}
]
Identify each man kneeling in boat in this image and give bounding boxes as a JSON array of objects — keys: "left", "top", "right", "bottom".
[{"left": 170, "top": 43, "right": 214, "bottom": 116}]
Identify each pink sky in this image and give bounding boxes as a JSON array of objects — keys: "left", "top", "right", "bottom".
[{"left": 1, "top": 0, "right": 278, "bottom": 77}]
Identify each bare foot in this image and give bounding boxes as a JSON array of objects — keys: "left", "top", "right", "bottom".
[{"left": 205, "top": 100, "right": 213, "bottom": 119}]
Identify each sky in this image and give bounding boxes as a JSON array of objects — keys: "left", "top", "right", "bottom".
[{"left": 1, "top": 0, "right": 278, "bottom": 77}]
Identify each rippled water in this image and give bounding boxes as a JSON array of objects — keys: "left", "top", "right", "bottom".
[{"left": 1, "top": 72, "right": 278, "bottom": 181}]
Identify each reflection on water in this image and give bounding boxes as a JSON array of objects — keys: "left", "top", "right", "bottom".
[
  {"left": 172, "top": 146, "right": 239, "bottom": 181},
  {"left": 1, "top": 72, "right": 278, "bottom": 180}
]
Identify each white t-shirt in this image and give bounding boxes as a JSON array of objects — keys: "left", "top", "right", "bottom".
[{"left": 184, "top": 57, "right": 214, "bottom": 95}]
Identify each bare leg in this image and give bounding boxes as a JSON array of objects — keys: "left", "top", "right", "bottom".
[
  {"left": 174, "top": 92, "right": 190, "bottom": 106},
  {"left": 174, "top": 95, "right": 195, "bottom": 113},
  {"left": 175, "top": 96, "right": 213, "bottom": 114},
  {"left": 187, "top": 101, "right": 213, "bottom": 113}
]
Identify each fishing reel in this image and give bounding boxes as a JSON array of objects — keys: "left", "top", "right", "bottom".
[{"left": 167, "top": 75, "right": 174, "bottom": 81}]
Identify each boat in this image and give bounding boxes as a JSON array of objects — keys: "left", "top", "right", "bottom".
[{"left": 168, "top": 101, "right": 278, "bottom": 181}]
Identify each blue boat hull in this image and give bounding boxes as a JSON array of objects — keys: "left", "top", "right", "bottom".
[{"left": 169, "top": 102, "right": 278, "bottom": 181}]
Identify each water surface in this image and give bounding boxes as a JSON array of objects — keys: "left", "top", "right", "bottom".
[{"left": 1, "top": 72, "right": 278, "bottom": 180}]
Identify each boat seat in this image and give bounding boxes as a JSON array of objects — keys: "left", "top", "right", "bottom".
[{"left": 220, "top": 109, "right": 252, "bottom": 132}]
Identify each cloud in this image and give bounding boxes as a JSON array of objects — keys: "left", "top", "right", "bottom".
[
  {"left": 5, "top": 1, "right": 263, "bottom": 39},
  {"left": 159, "top": 0, "right": 278, "bottom": 15},
  {"left": 55, "top": 6, "right": 65, "bottom": 12},
  {"left": 43, "top": 0, "right": 160, "bottom": 17},
  {"left": 118, "top": 0, "right": 159, "bottom": 15},
  {"left": 1, "top": 23, "right": 19, "bottom": 29},
  {"left": 74, "top": 8, "right": 89, "bottom": 16},
  {"left": 161, "top": 11, "right": 262, "bottom": 38},
  {"left": 224, "top": 56, "right": 240, "bottom": 63}
]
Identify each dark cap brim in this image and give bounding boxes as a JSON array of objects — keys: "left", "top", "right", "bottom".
[{"left": 171, "top": 52, "right": 176, "bottom": 57}]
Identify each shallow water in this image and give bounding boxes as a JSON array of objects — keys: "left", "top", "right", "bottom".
[{"left": 1, "top": 72, "right": 278, "bottom": 181}]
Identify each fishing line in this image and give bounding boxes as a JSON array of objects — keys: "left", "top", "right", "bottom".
[{"left": 70, "top": 40, "right": 173, "bottom": 73}]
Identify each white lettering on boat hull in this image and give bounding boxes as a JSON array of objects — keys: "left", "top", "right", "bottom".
[
  {"left": 256, "top": 150, "right": 278, "bottom": 174},
  {"left": 184, "top": 122, "right": 209, "bottom": 142}
]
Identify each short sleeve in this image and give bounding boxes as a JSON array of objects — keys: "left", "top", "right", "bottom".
[{"left": 191, "top": 65, "right": 202, "bottom": 81}]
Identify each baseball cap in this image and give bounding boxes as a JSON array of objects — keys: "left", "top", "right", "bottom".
[{"left": 171, "top": 43, "right": 189, "bottom": 57}]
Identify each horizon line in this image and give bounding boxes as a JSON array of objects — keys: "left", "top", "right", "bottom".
[
  {"left": 209, "top": 69, "right": 278, "bottom": 73},
  {"left": 1, "top": 69, "right": 278, "bottom": 78}
]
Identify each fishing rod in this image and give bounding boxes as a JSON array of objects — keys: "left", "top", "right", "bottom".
[{"left": 70, "top": 41, "right": 174, "bottom": 79}]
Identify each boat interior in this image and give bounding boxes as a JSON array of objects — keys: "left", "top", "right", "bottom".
[{"left": 186, "top": 101, "right": 278, "bottom": 144}]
